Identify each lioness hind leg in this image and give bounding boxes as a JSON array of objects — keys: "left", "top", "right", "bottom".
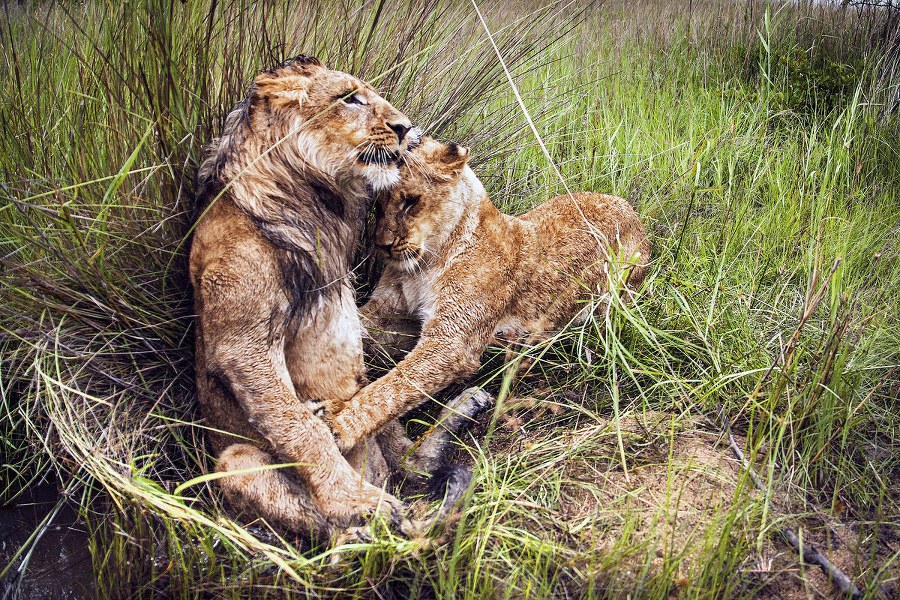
[{"left": 215, "top": 443, "right": 335, "bottom": 541}]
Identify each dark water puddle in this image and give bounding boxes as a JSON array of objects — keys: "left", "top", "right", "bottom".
[{"left": 0, "top": 484, "right": 93, "bottom": 600}]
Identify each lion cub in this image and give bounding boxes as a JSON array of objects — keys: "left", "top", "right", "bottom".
[{"left": 330, "top": 137, "right": 650, "bottom": 452}]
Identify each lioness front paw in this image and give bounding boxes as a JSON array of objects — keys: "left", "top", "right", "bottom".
[{"left": 319, "top": 482, "right": 405, "bottom": 529}]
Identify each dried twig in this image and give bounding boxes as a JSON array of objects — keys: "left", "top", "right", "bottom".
[{"left": 716, "top": 406, "right": 863, "bottom": 599}]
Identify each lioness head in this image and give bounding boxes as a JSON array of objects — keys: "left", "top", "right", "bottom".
[
  {"left": 373, "top": 137, "right": 476, "bottom": 271},
  {"left": 240, "top": 55, "right": 421, "bottom": 191}
]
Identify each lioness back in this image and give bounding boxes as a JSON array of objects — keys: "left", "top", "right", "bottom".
[{"left": 329, "top": 138, "right": 650, "bottom": 452}]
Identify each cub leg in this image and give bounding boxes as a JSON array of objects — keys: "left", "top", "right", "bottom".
[{"left": 332, "top": 323, "right": 493, "bottom": 452}]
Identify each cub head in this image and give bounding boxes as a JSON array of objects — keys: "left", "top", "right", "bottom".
[
  {"left": 374, "top": 137, "right": 474, "bottom": 271},
  {"left": 244, "top": 55, "right": 421, "bottom": 190}
]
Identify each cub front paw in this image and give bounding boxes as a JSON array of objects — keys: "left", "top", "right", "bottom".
[
  {"left": 303, "top": 397, "right": 334, "bottom": 426},
  {"left": 331, "top": 414, "right": 362, "bottom": 453}
]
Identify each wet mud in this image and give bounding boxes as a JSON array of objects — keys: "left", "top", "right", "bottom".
[{"left": 0, "top": 484, "right": 92, "bottom": 600}]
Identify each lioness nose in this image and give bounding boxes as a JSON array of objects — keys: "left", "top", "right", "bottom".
[
  {"left": 388, "top": 122, "right": 411, "bottom": 143},
  {"left": 374, "top": 241, "right": 393, "bottom": 254}
]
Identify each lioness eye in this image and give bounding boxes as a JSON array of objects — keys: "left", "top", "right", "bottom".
[{"left": 339, "top": 91, "right": 364, "bottom": 105}]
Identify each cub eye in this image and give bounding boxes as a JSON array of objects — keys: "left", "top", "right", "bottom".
[{"left": 401, "top": 195, "right": 420, "bottom": 212}]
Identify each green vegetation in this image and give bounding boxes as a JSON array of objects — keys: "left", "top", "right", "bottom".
[{"left": 2, "top": 0, "right": 898, "bottom": 598}]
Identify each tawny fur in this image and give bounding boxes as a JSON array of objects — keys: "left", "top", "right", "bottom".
[
  {"left": 331, "top": 137, "right": 651, "bottom": 451},
  {"left": 190, "top": 58, "right": 474, "bottom": 540}
]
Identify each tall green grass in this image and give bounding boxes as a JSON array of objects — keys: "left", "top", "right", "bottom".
[{"left": 2, "top": 0, "right": 899, "bottom": 598}]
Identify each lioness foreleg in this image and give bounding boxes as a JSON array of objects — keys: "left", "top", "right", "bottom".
[{"left": 199, "top": 272, "right": 403, "bottom": 529}]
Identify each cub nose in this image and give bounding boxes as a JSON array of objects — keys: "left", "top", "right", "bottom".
[{"left": 388, "top": 121, "right": 411, "bottom": 144}]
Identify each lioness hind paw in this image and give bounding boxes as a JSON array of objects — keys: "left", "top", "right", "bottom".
[{"left": 425, "top": 463, "right": 472, "bottom": 508}]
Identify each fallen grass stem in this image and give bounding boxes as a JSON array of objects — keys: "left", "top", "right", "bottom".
[{"left": 735, "top": 258, "right": 842, "bottom": 425}]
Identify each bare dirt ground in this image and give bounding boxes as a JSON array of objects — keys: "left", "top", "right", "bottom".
[{"left": 475, "top": 400, "right": 899, "bottom": 600}]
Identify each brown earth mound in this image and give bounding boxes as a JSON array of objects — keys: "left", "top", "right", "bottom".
[{"left": 476, "top": 403, "right": 898, "bottom": 599}]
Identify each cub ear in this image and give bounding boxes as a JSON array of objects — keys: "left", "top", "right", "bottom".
[{"left": 439, "top": 143, "right": 470, "bottom": 177}]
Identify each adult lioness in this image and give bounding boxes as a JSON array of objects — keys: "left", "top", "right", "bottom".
[
  {"left": 331, "top": 137, "right": 650, "bottom": 451},
  {"left": 190, "top": 58, "right": 480, "bottom": 540}
]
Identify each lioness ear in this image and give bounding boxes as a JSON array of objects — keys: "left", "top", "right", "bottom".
[
  {"left": 440, "top": 143, "right": 470, "bottom": 177},
  {"left": 252, "top": 73, "right": 313, "bottom": 107}
]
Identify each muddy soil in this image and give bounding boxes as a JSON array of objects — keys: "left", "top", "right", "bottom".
[
  {"left": 482, "top": 404, "right": 900, "bottom": 600},
  {"left": 0, "top": 483, "right": 93, "bottom": 600}
]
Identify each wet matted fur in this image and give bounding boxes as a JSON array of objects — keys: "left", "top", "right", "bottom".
[
  {"left": 190, "top": 58, "right": 479, "bottom": 540},
  {"left": 331, "top": 137, "right": 650, "bottom": 452}
]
